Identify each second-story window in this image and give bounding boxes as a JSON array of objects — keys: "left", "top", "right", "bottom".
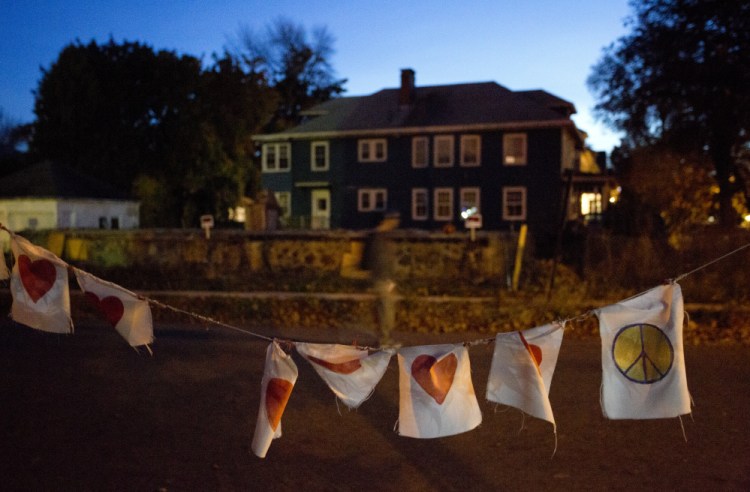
[
  {"left": 460, "top": 135, "right": 481, "bottom": 166},
  {"left": 262, "top": 142, "right": 291, "bottom": 172},
  {"left": 311, "top": 141, "right": 329, "bottom": 171},
  {"left": 434, "top": 135, "right": 454, "bottom": 167},
  {"left": 503, "top": 133, "right": 527, "bottom": 165},
  {"left": 412, "top": 136, "right": 428, "bottom": 168},
  {"left": 358, "top": 139, "right": 387, "bottom": 162}
]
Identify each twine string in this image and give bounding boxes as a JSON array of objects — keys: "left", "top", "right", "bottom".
[{"left": 2, "top": 222, "right": 749, "bottom": 349}]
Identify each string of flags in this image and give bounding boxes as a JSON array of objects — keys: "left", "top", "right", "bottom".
[{"left": 2, "top": 224, "right": 749, "bottom": 458}]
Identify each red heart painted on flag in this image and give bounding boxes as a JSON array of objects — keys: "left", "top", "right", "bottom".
[
  {"left": 411, "top": 353, "right": 458, "bottom": 405},
  {"left": 85, "top": 292, "right": 125, "bottom": 327},
  {"left": 528, "top": 344, "right": 542, "bottom": 366},
  {"left": 306, "top": 355, "right": 362, "bottom": 375},
  {"left": 518, "top": 332, "right": 543, "bottom": 369},
  {"left": 18, "top": 255, "right": 57, "bottom": 302},
  {"left": 266, "top": 378, "right": 294, "bottom": 431}
]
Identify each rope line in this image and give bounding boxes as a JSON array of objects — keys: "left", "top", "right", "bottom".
[{"left": 2, "top": 223, "right": 750, "bottom": 349}]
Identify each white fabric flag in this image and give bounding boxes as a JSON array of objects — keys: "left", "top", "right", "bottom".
[
  {"left": 252, "top": 342, "right": 298, "bottom": 458},
  {"left": 486, "top": 322, "right": 564, "bottom": 426},
  {"left": 397, "top": 344, "right": 482, "bottom": 438},
  {"left": 0, "top": 243, "right": 9, "bottom": 280},
  {"left": 595, "top": 283, "right": 690, "bottom": 419},
  {"left": 296, "top": 342, "right": 393, "bottom": 409},
  {"left": 75, "top": 269, "right": 154, "bottom": 347},
  {"left": 10, "top": 235, "right": 72, "bottom": 334}
]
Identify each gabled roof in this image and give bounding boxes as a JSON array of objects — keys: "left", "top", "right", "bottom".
[
  {"left": 0, "top": 161, "right": 134, "bottom": 200},
  {"left": 255, "top": 80, "right": 578, "bottom": 140}
]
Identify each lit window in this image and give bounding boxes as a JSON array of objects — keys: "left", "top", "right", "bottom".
[
  {"left": 311, "top": 141, "right": 329, "bottom": 171},
  {"left": 434, "top": 187, "right": 454, "bottom": 220},
  {"left": 434, "top": 135, "right": 454, "bottom": 167},
  {"left": 412, "top": 188, "right": 428, "bottom": 220},
  {"left": 262, "top": 143, "right": 292, "bottom": 172},
  {"left": 460, "top": 135, "right": 481, "bottom": 166},
  {"left": 580, "top": 192, "right": 602, "bottom": 216},
  {"left": 358, "top": 188, "right": 388, "bottom": 211},
  {"left": 502, "top": 186, "right": 527, "bottom": 220},
  {"left": 503, "top": 133, "right": 527, "bottom": 165},
  {"left": 358, "top": 139, "right": 387, "bottom": 162},
  {"left": 412, "top": 137, "right": 428, "bottom": 168}
]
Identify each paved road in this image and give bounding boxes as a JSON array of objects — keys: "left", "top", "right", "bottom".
[{"left": 1, "top": 319, "right": 748, "bottom": 491}]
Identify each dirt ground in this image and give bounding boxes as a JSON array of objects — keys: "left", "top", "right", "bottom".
[{"left": 1, "top": 318, "right": 749, "bottom": 491}]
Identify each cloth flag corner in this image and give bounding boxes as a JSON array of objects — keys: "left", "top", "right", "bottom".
[
  {"left": 295, "top": 342, "right": 392, "bottom": 409},
  {"left": 595, "top": 283, "right": 690, "bottom": 420},
  {"left": 252, "top": 341, "right": 298, "bottom": 458},
  {"left": 486, "top": 322, "right": 564, "bottom": 427},
  {"left": 74, "top": 269, "right": 154, "bottom": 347},
  {"left": 397, "top": 343, "right": 481, "bottom": 439}
]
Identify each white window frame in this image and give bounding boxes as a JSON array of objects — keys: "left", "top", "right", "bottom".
[
  {"left": 503, "top": 133, "right": 527, "bottom": 165},
  {"left": 460, "top": 187, "right": 481, "bottom": 214},
  {"left": 412, "top": 136, "right": 429, "bottom": 168},
  {"left": 275, "top": 191, "right": 292, "bottom": 218},
  {"left": 358, "top": 139, "right": 387, "bottom": 162},
  {"left": 502, "top": 186, "right": 527, "bottom": 221},
  {"left": 433, "top": 187, "right": 454, "bottom": 221},
  {"left": 433, "top": 135, "right": 454, "bottom": 167},
  {"left": 310, "top": 141, "right": 329, "bottom": 171},
  {"left": 262, "top": 142, "right": 291, "bottom": 172},
  {"left": 412, "top": 188, "right": 428, "bottom": 221},
  {"left": 358, "top": 188, "right": 388, "bottom": 212},
  {"left": 460, "top": 135, "right": 481, "bottom": 167}
]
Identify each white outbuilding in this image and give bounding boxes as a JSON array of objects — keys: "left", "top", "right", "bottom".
[{"left": 0, "top": 161, "right": 140, "bottom": 231}]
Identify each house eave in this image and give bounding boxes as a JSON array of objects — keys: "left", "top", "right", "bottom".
[{"left": 252, "top": 119, "right": 576, "bottom": 142}]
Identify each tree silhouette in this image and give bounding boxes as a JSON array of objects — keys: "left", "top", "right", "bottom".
[
  {"left": 233, "top": 17, "right": 347, "bottom": 132},
  {"left": 588, "top": 0, "right": 750, "bottom": 227}
]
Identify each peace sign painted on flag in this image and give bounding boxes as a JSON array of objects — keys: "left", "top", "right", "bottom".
[{"left": 612, "top": 323, "right": 674, "bottom": 384}]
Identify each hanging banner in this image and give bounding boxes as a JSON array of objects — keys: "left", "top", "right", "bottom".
[
  {"left": 252, "top": 342, "right": 298, "bottom": 458},
  {"left": 397, "top": 344, "right": 482, "bottom": 438},
  {"left": 296, "top": 342, "right": 393, "bottom": 409},
  {"left": 9, "top": 235, "right": 72, "bottom": 334},
  {"left": 595, "top": 283, "right": 691, "bottom": 419},
  {"left": 486, "top": 322, "right": 564, "bottom": 426},
  {"left": 75, "top": 269, "right": 154, "bottom": 348}
]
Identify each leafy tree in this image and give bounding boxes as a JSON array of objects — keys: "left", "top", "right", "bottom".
[
  {"left": 234, "top": 17, "right": 346, "bottom": 131},
  {"left": 31, "top": 39, "right": 202, "bottom": 191},
  {"left": 588, "top": 0, "right": 750, "bottom": 227},
  {"left": 31, "top": 40, "right": 277, "bottom": 227}
]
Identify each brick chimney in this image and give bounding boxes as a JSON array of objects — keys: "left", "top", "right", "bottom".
[{"left": 399, "top": 68, "right": 415, "bottom": 106}]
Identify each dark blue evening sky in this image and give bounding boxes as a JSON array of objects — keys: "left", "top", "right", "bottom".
[{"left": 0, "top": 0, "right": 630, "bottom": 151}]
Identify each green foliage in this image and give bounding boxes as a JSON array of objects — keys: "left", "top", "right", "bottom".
[{"left": 588, "top": 0, "right": 750, "bottom": 226}]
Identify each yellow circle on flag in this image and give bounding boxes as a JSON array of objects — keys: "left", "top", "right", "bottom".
[{"left": 612, "top": 323, "right": 673, "bottom": 384}]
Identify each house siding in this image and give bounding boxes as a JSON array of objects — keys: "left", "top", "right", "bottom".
[
  {"left": 262, "top": 127, "right": 566, "bottom": 239},
  {"left": 256, "top": 74, "right": 592, "bottom": 243}
]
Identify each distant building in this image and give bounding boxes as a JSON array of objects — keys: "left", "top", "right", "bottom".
[
  {"left": 254, "top": 68, "right": 613, "bottom": 243},
  {"left": 0, "top": 161, "right": 140, "bottom": 231}
]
